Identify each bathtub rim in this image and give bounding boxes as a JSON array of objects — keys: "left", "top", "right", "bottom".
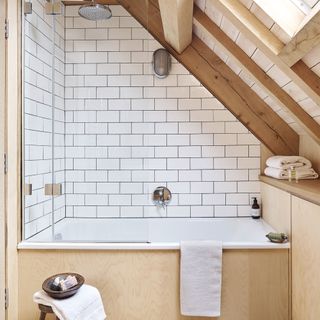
[{"left": 17, "top": 241, "right": 290, "bottom": 250}]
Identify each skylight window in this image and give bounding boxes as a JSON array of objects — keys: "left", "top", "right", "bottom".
[{"left": 289, "top": 0, "right": 311, "bottom": 15}]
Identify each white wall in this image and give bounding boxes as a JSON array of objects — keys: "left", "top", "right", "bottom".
[
  {"left": 63, "top": 5, "right": 260, "bottom": 219},
  {"left": 24, "top": 0, "right": 65, "bottom": 238}
]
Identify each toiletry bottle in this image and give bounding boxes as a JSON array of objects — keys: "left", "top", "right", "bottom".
[
  {"left": 289, "top": 166, "right": 297, "bottom": 183},
  {"left": 251, "top": 197, "right": 261, "bottom": 219}
]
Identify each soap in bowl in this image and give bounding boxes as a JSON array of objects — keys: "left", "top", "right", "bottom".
[{"left": 42, "top": 272, "right": 85, "bottom": 299}]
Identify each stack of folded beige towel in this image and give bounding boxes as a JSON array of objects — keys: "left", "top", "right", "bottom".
[{"left": 264, "top": 156, "right": 319, "bottom": 180}]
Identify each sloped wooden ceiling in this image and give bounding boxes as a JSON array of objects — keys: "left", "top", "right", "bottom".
[
  {"left": 64, "top": 0, "right": 320, "bottom": 155},
  {"left": 118, "top": 0, "right": 299, "bottom": 155}
]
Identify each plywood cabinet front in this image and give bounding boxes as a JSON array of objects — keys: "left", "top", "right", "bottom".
[
  {"left": 292, "top": 196, "right": 320, "bottom": 320},
  {"left": 19, "top": 249, "right": 289, "bottom": 320}
]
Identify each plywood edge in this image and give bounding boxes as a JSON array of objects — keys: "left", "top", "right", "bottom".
[{"left": 260, "top": 175, "right": 320, "bottom": 206}]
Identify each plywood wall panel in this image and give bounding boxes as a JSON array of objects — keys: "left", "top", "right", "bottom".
[{"left": 18, "top": 249, "right": 289, "bottom": 320}]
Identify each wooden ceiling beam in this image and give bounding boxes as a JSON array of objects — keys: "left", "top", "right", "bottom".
[
  {"left": 193, "top": 6, "right": 320, "bottom": 145},
  {"left": 279, "top": 3, "right": 320, "bottom": 66},
  {"left": 118, "top": 0, "right": 299, "bottom": 155},
  {"left": 214, "top": 0, "right": 320, "bottom": 108},
  {"left": 158, "top": 0, "right": 193, "bottom": 53}
]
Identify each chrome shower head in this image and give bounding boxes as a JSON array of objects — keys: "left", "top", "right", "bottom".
[{"left": 78, "top": 2, "right": 112, "bottom": 21}]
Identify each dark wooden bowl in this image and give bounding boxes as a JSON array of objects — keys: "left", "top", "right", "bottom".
[{"left": 42, "top": 273, "right": 85, "bottom": 299}]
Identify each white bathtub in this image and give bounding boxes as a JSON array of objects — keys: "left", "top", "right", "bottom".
[{"left": 18, "top": 217, "right": 289, "bottom": 250}]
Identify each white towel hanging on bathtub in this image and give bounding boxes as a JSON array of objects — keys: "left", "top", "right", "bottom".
[{"left": 180, "top": 240, "right": 223, "bottom": 317}]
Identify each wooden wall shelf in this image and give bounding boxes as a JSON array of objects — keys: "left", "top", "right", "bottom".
[{"left": 260, "top": 175, "right": 320, "bottom": 206}]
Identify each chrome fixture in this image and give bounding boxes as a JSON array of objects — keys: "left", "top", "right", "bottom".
[
  {"left": 152, "top": 186, "right": 172, "bottom": 208},
  {"left": 24, "top": 183, "right": 33, "bottom": 196},
  {"left": 45, "top": 183, "right": 62, "bottom": 196},
  {"left": 45, "top": 0, "right": 64, "bottom": 16},
  {"left": 152, "top": 48, "right": 171, "bottom": 78},
  {"left": 79, "top": 1, "right": 112, "bottom": 21},
  {"left": 24, "top": 1, "right": 32, "bottom": 15}
]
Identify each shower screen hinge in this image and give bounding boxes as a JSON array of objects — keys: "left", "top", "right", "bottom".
[
  {"left": 45, "top": 183, "right": 62, "bottom": 196},
  {"left": 24, "top": 1, "right": 33, "bottom": 15},
  {"left": 4, "top": 19, "right": 9, "bottom": 40},
  {"left": 5, "top": 288, "right": 8, "bottom": 309},
  {"left": 4, "top": 153, "right": 7, "bottom": 174}
]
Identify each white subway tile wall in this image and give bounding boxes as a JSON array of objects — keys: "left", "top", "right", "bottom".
[
  {"left": 64, "top": 5, "right": 260, "bottom": 219},
  {"left": 24, "top": 4, "right": 261, "bottom": 237},
  {"left": 24, "top": 0, "right": 65, "bottom": 239}
]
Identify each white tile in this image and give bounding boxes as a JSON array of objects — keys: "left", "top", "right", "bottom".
[
  {"left": 120, "top": 111, "right": 143, "bottom": 122},
  {"left": 121, "top": 206, "right": 143, "bottom": 218},
  {"left": 191, "top": 158, "right": 214, "bottom": 169},
  {"left": 179, "top": 123, "right": 201, "bottom": 134},
  {"left": 121, "top": 135, "right": 143, "bottom": 146},
  {"left": 168, "top": 158, "right": 190, "bottom": 169},
  {"left": 144, "top": 135, "right": 166, "bottom": 146},
  {"left": 214, "top": 158, "right": 237, "bottom": 169},
  {"left": 178, "top": 170, "right": 201, "bottom": 181},
  {"left": 203, "top": 194, "right": 225, "bottom": 205},
  {"left": 190, "top": 110, "right": 214, "bottom": 122},
  {"left": 85, "top": 194, "right": 108, "bottom": 205},
  {"left": 167, "top": 182, "right": 190, "bottom": 193},
  {"left": 121, "top": 159, "right": 143, "bottom": 169},
  {"left": 109, "top": 170, "right": 131, "bottom": 182},
  {"left": 226, "top": 169, "right": 248, "bottom": 181},
  {"left": 191, "top": 134, "right": 214, "bottom": 145},
  {"left": 109, "top": 194, "right": 131, "bottom": 205},
  {"left": 97, "top": 206, "right": 120, "bottom": 218},
  {"left": 155, "top": 170, "right": 178, "bottom": 181},
  {"left": 190, "top": 182, "right": 213, "bottom": 193},
  {"left": 215, "top": 206, "right": 237, "bottom": 217},
  {"left": 238, "top": 158, "right": 260, "bottom": 169},
  {"left": 226, "top": 146, "right": 248, "bottom": 157},
  {"left": 226, "top": 194, "right": 249, "bottom": 205},
  {"left": 215, "top": 181, "right": 237, "bottom": 193},
  {"left": 179, "top": 146, "right": 201, "bottom": 157},
  {"left": 144, "top": 158, "right": 166, "bottom": 169},
  {"left": 108, "top": 75, "right": 131, "bottom": 87},
  {"left": 167, "top": 111, "right": 189, "bottom": 122},
  {"left": 167, "top": 206, "right": 190, "bottom": 217},
  {"left": 191, "top": 206, "right": 214, "bottom": 217},
  {"left": 97, "top": 159, "right": 119, "bottom": 170},
  {"left": 178, "top": 99, "right": 201, "bottom": 110},
  {"left": 214, "top": 134, "right": 237, "bottom": 145},
  {"left": 97, "top": 183, "right": 120, "bottom": 194},
  {"left": 120, "top": 183, "right": 143, "bottom": 194},
  {"left": 132, "top": 170, "right": 154, "bottom": 182},
  {"left": 144, "top": 111, "right": 166, "bottom": 122}
]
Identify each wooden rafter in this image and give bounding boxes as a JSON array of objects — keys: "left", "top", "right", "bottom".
[
  {"left": 193, "top": 5, "right": 320, "bottom": 145},
  {"left": 158, "top": 0, "right": 193, "bottom": 53},
  {"left": 214, "top": 0, "right": 320, "bottom": 107},
  {"left": 279, "top": 3, "right": 320, "bottom": 66},
  {"left": 117, "top": 0, "right": 299, "bottom": 155}
]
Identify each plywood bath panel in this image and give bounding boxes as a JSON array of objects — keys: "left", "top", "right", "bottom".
[{"left": 18, "top": 249, "right": 289, "bottom": 320}]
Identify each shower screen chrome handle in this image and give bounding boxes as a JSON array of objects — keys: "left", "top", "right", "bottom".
[{"left": 45, "top": 183, "right": 62, "bottom": 196}]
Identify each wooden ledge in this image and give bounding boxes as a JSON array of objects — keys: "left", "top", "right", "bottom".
[{"left": 260, "top": 175, "right": 320, "bottom": 206}]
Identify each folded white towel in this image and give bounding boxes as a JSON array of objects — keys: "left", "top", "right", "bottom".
[
  {"left": 266, "top": 156, "right": 312, "bottom": 170},
  {"left": 180, "top": 241, "right": 223, "bottom": 317},
  {"left": 33, "top": 284, "right": 106, "bottom": 320},
  {"left": 264, "top": 167, "right": 319, "bottom": 180}
]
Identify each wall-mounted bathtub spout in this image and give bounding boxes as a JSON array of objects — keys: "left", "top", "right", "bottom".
[{"left": 152, "top": 186, "right": 172, "bottom": 208}]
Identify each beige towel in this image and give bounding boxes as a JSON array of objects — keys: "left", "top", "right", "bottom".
[
  {"left": 180, "top": 241, "right": 223, "bottom": 317},
  {"left": 266, "top": 156, "right": 312, "bottom": 170},
  {"left": 264, "top": 167, "right": 319, "bottom": 180},
  {"left": 33, "top": 284, "right": 106, "bottom": 320}
]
